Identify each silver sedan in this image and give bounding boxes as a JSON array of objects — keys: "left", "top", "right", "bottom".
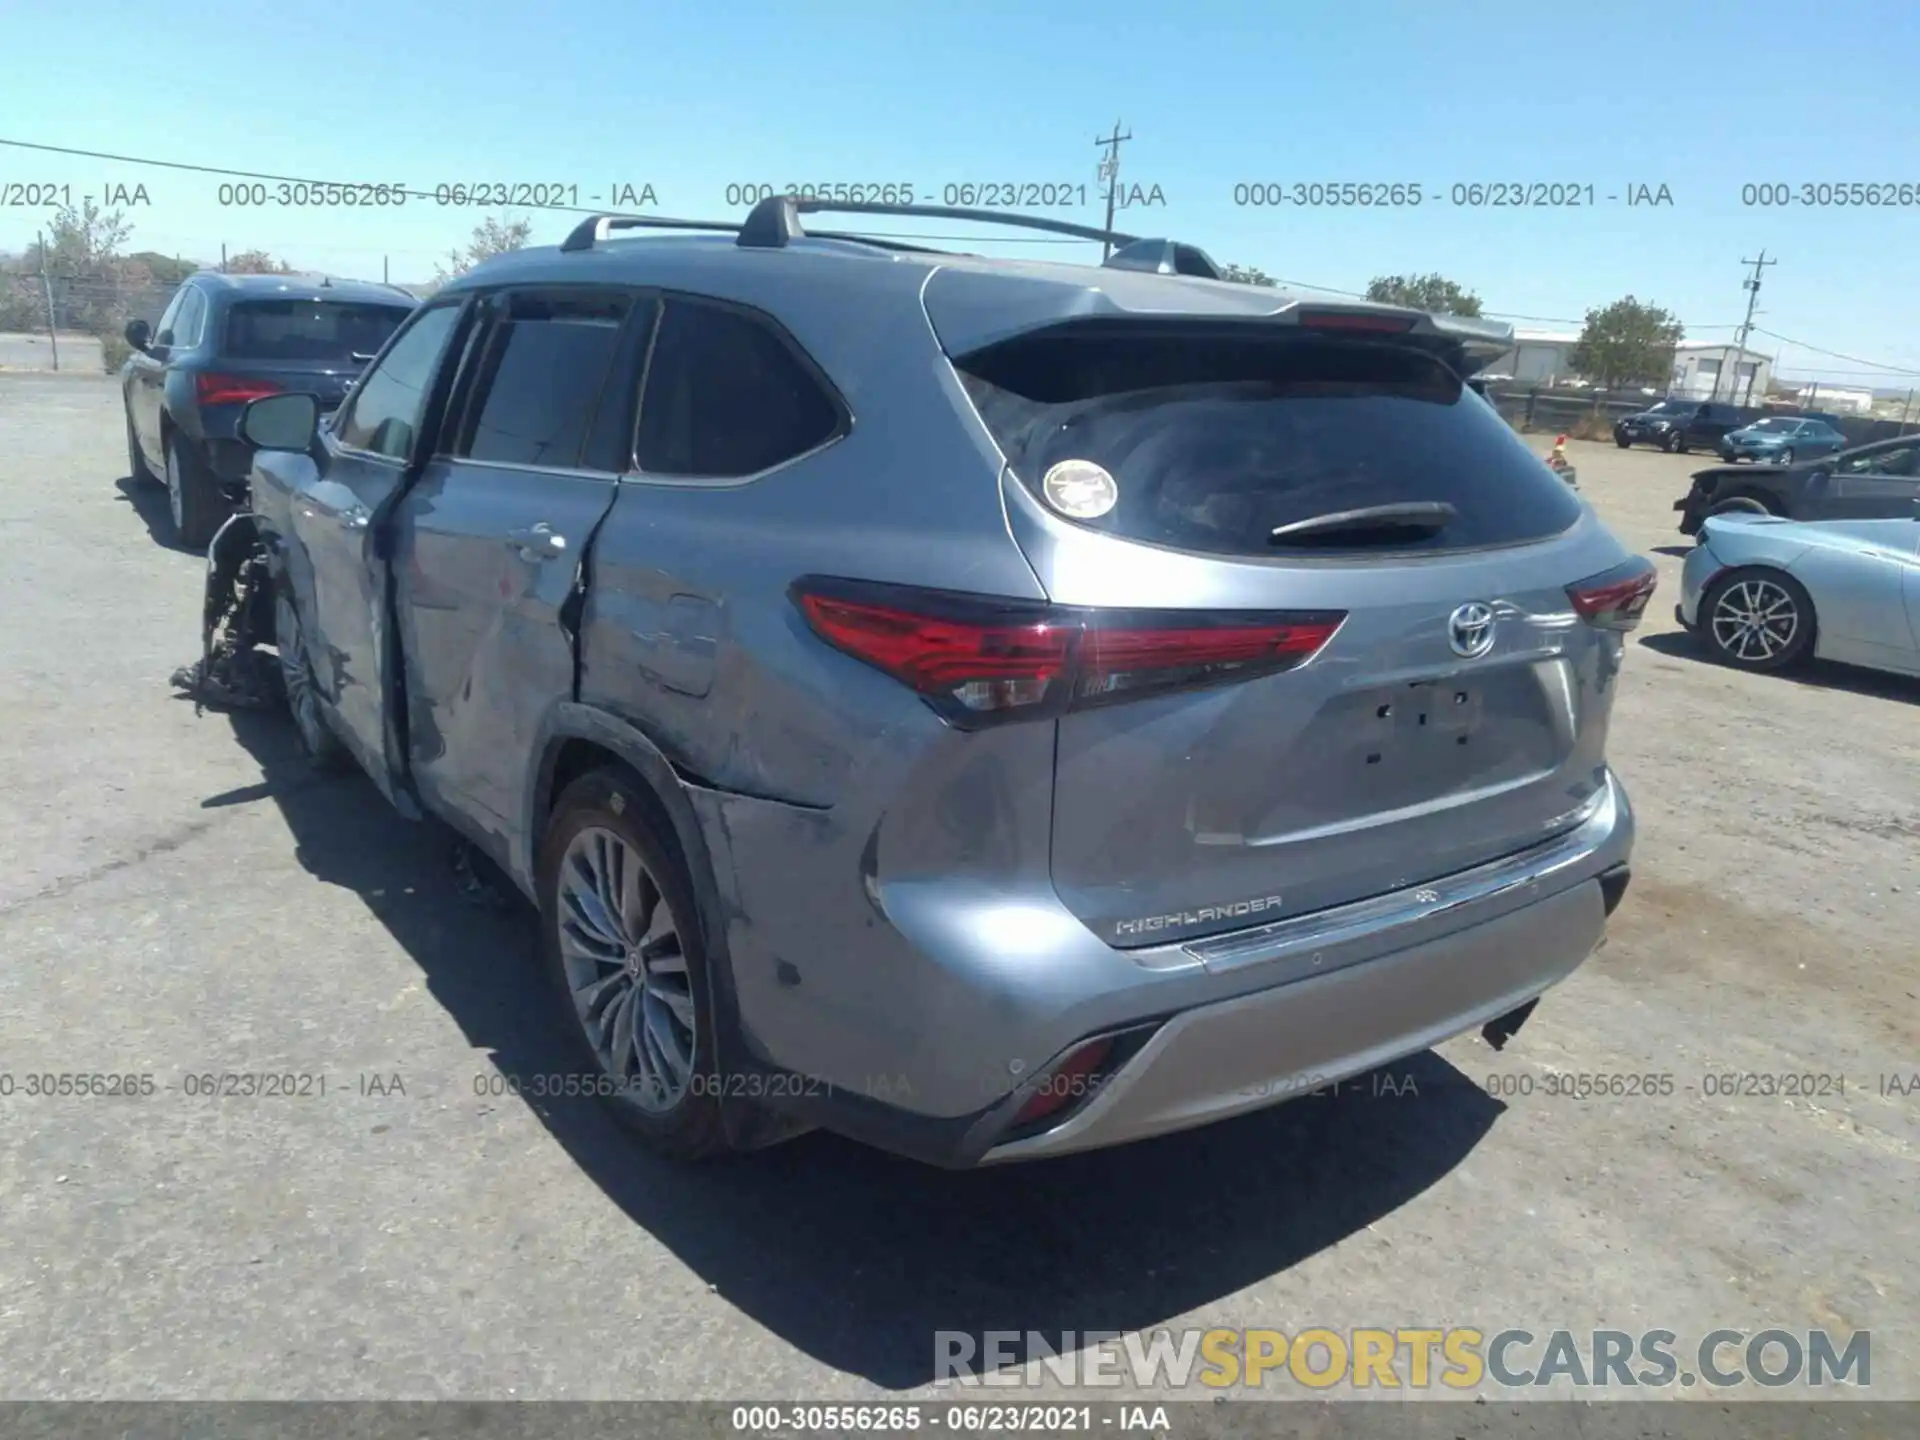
[{"left": 1677, "top": 512, "right": 1920, "bottom": 675}]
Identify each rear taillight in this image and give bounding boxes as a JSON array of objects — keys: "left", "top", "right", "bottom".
[
  {"left": 1568, "top": 556, "right": 1659, "bottom": 631},
  {"left": 195, "top": 373, "right": 283, "bottom": 407},
  {"left": 791, "top": 577, "right": 1344, "bottom": 729}
]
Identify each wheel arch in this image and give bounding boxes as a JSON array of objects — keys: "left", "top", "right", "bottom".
[{"left": 520, "top": 703, "right": 763, "bottom": 1131}]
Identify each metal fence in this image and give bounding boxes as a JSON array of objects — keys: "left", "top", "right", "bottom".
[{"left": 0, "top": 270, "right": 183, "bottom": 371}]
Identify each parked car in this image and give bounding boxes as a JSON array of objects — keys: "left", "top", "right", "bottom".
[
  {"left": 1716, "top": 416, "right": 1848, "bottom": 464},
  {"left": 1613, "top": 399, "right": 1745, "bottom": 454},
  {"left": 185, "top": 198, "right": 1647, "bottom": 1168},
  {"left": 1678, "top": 512, "right": 1920, "bottom": 676},
  {"left": 1674, "top": 435, "right": 1920, "bottom": 535},
  {"left": 122, "top": 273, "right": 419, "bottom": 548}
]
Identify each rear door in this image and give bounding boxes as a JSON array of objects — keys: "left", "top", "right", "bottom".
[
  {"left": 391, "top": 286, "right": 646, "bottom": 847},
  {"left": 957, "top": 323, "right": 1643, "bottom": 943},
  {"left": 130, "top": 286, "right": 187, "bottom": 458},
  {"left": 293, "top": 300, "right": 468, "bottom": 793},
  {"left": 1828, "top": 441, "right": 1920, "bottom": 518}
]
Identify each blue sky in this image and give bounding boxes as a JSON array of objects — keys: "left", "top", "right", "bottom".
[{"left": 4, "top": 0, "right": 1917, "bottom": 388}]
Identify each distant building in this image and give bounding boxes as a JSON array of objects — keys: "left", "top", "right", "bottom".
[
  {"left": 1481, "top": 328, "right": 1582, "bottom": 385},
  {"left": 1669, "top": 342, "right": 1772, "bottom": 404},
  {"left": 1794, "top": 385, "right": 1874, "bottom": 415}
]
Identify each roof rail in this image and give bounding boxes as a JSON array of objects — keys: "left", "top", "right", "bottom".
[
  {"left": 559, "top": 213, "right": 749, "bottom": 251},
  {"left": 737, "top": 195, "right": 1141, "bottom": 250}
]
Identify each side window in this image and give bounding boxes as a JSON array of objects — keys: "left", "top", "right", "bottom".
[
  {"left": 173, "top": 289, "right": 207, "bottom": 348},
  {"left": 154, "top": 288, "right": 186, "bottom": 346},
  {"left": 336, "top": 303, "right": 463, "bottom": 460},
  {"left": 1839, "top": 446, "right": 1914, "bottom": 476},
  {"left": 449, "top": 291, "right": 631, "bottom": 469},
  {"left": 635, "top": 299, "right": 843, "bottom": 479}
]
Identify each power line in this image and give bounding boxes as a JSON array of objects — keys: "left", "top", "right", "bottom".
[{"left": 1752, "top": 326, "right": 1920, "bottom": 376}]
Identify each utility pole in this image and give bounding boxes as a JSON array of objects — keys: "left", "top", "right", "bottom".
[
  {"left": 1094, "top": 119, "right": 1132, "bottom": 261},
  {"left": 221, "top": 242, "right": 228, "bottom": 274},
  {"left": 1900, "top": 388, "right": 1914, "bottom": 427},
  {"left": 383, "top": 255, "right": 389, "bottom": 284},
  {"left": 1721, "top": 249, "right": 1775, "bottom": 403},
  {"left": 37, "top": 229, "right": 59, "bottom": 371}
]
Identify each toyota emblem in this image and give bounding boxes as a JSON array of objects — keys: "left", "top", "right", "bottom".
[{"left": 1448, "top": 602, "right": 1496, "bottom": 659}]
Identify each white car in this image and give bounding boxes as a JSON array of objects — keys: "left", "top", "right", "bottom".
[{"left": 1677, "top": 512, "right": 1920, "bottom": 675}]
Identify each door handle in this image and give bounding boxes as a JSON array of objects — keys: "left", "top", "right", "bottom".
[{"left": 506, "top": 522, "right": 568, "bottom": 560}]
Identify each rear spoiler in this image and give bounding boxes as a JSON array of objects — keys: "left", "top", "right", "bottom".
[{"left": 949, "top": 304, "right": 1517, "bottom": 379}]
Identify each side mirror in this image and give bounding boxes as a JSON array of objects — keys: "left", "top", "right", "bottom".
[
  {"left": 123, "top": 318, "right": 151, "bottom": 352},
  {"left": 240, "top": 392, "right": 320, "bottom": 452}
]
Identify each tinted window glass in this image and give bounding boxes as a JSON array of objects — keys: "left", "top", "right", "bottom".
[
  {"left": 454, "top": 292, "right": 628, "bottom": 468},
  {"left": 336, "top": 304, "right": 462, "bottom": 460},
  {"left": 154, "top": 288, "right": 185, "bottom": 344},
  {"left": 173, "top": 289, "right": 206, "bottom": 347},
  {"left": 224, "top": 301, "right": 413, "bottom": 362},
  {"left": 959, "top": 331, "right": 1584, "bottom": 557},
  {"left": 635, "top": 300, "right": 842, "bottom": 478}
]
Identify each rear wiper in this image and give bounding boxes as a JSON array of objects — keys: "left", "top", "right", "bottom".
[{"left": 1269, "top": 502, "right": 1457, "bottom": 545}]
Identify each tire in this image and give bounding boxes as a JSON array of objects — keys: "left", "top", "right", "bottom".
[
  {"left": 1701, "top": 567, "right": 1815, "bottom": 672},
  {"left": 165, "top": 432, "right": 226, "bottom": 551},
  {"left": 1663, "top": 431, "right": 1682, "bottom": 453},
  {"left": 536, "top": 768, "right": 732, "bottom": 1161},
  {"left": 1709, "top": 493, "right": 1774, "bottom": 519},
  {"left": 126, "top": 407, "right": 157, "bottom": 486},
  {"left": 273, "top": 588, "right": 347, "bottom": 770},
  {"left": 1614, "top": 437, "right": 1631, "bottom": 449}
]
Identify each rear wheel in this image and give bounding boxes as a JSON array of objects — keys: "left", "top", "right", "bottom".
[
  {"left": 1709, "top": 493, "right": 1774, "bottom": 519},
  {"left": 165, "top": 433, "right": 225, "bottom": 551},
  {"left": 273, "top": 589, "right": 346, "bottom": 769},
  {"left": 537, "top": 768, "right": 732, "bottom": 1161},
  {"left": 1703, "top": 568, "right": 1815, "bottom": 672},
  {"left": 1614, "top": 436, "right": 1631, "bottom": 449},
  {"left": 126, "top": 408, "right": 156, "bottom": 486}
]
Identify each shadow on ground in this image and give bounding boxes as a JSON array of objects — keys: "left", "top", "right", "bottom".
[
  {"left": 207, "top": 705, "right": 1505, "bottom": 1390},
  {"left": 1637, "top": 630, "right": 1920, "bottom": 703},
  {"left": 113, "top": 472, "right": 192, "bottom": 553}
]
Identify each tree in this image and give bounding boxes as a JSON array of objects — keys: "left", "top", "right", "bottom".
[
  {"left": 1221, "top": 262, "right": 1277, "bottom": 287},
  {"left": 1365, "top": 273, "right": 1484, "bottom": 317},
  {"left": 436, "top": 215, "right": 534, "bottom": 282},
  {"left": 224, "top": 248, "right": 292, "bottom": 275},
  {"left": 1567, "top": 296, "right": 1684, "bottom": 391},
  {"left": 126, "top": 251, "right": 199, "bottom": 286}
]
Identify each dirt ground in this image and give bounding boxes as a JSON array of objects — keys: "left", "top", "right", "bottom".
[{"left": 0, "top": 376, "right": 1913, "bottom": 1404}]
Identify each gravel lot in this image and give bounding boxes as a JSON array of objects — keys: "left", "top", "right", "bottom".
[{"left": 1, "top": 372, "right": 1914, "bottom": 1403}]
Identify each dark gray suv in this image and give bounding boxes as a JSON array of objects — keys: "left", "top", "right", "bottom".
[
  {"left": 187, "top": 199, "right": 1648, "bottom": 1168},
  {"left": 122, "top": 272, "right": 417, "bottom": 547}
]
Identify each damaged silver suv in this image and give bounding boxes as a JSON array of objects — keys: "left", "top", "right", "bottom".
[{"left": 181, "top": 197, "right": 1649, "bottom": 1167}]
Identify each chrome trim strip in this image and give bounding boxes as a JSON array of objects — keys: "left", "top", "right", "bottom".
[{"left": 1185, "top": 776, "right": 1618, "bottom": 977}]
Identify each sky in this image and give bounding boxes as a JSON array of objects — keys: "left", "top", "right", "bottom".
[{"left": 3, "top": 0, "right": 1918, "bottom": 389}]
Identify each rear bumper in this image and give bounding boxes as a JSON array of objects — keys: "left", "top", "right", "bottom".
[
  {"left": 693, "top": 766, "right": 1634, "bottom": 1167},
  {"left": 982, "top": 876, "right": 1607, "bottom": 1162}
]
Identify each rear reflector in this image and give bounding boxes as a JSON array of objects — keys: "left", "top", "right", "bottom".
[
  {"left": 1012, "top": 1036, "right": 1115, "bottom": 1129},
  {"left": 196, "top": 373, "right": 284, "bottom": 407},
  {"left": 1297, "top": 309, "right": 1419, "bottom": 334},
  {"left": 792, "top": 577, "right": 1345, "bottom": 729},
  {"left": 1569, "top": 556, "right": 1659, "bottom": 631}
]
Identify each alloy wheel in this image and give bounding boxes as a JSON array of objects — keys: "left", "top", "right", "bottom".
[
  {"left": 555, "top": 826, "right": 697, "bottom": 1113},
  {"left": 165, "top": 443, "right": 184, "bottom": 530},
  {"left": 1710, "top": 578, "right": 1799, "bottom": 664},
  {"left": 274, "top": 592, "right": 330, "bottom": 757}
]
